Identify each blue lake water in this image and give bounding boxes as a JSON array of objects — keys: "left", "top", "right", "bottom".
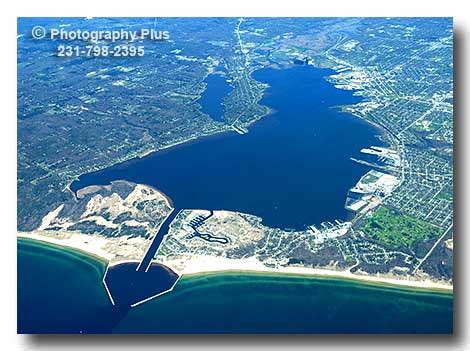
[
  {"left": 71, "top": 66, "right": 383, "bottom": 230},
  {"left": 198, "top": 73, "right": 233, "bottom": 122}
]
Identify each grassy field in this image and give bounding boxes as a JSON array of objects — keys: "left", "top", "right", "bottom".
[{"left": 363, "top": 207, "right": 438, "bottom": 249}]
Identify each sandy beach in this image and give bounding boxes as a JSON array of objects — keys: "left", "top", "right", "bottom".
[
  {"left": 18, "top": 233, "right": 453, "bottom": 293},
  {"left": 18, "top": 231, "right": 115, "bottom": 261},
  {"left": 165, "top": 255, "right": 453, "bottom": 292}
]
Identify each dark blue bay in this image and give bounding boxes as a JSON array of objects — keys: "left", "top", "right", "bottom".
[{"left": 71, "top": 66, "right": 383, "bottom": 230}]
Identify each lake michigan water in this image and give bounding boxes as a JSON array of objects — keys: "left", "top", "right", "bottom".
[
  {"left": 18, "top": 238, "right": 453, "bottom": 333},
  {"left": 19, "top": 66, "right": 453, "bottom": 333}
]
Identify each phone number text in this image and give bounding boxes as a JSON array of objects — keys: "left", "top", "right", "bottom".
[{"left": 56, "top": 45, "right": 145, "bottom": 57}]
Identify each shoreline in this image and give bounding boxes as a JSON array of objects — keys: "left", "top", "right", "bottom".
[
  {"left": 184, "top": 266, "right": 453, "bottom": 295},
  {"left": 175, "top": 255, "right": 453, "bottom": 294},
  {"left": 17, "top": 235, "right": 109, "bottom": 266},
  {"left": 18, "top": 234, "right": 452, "bottom": 294},
  {"left": 68, "top": 127, "right": 236, "bottom": 195},
  {"left": 17, "top": 232, "right": 112, "bottom": 264},
  {"left": 184, "top": 270, "right": 453, "bottom": 296}
]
